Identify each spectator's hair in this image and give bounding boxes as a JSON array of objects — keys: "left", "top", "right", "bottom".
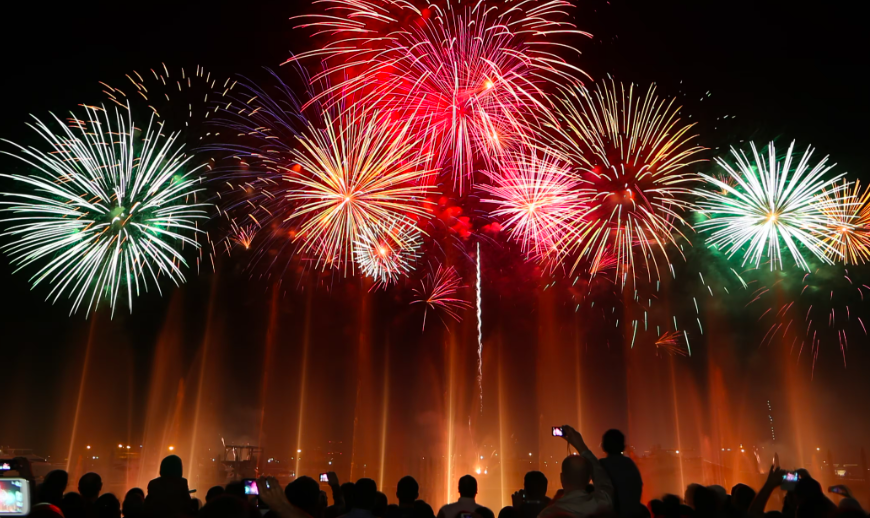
[
  {"left": 78, "top": 472, "right": 102, "bottom": 501},
  {"left": 341, "top": 482, "right": 357, "bottom": 510},
  {"left": 159, "top": 455, "right": 183, "bottom": 478},
  {"left": 731, "top": 483, "right": 756, "bottom": 512},
  {"left": 224, "top": 481, "right": 246, "bottom": 499},
  {"left": 561, "top": 455, "right": 591, "bottom": 489},
  {"left": 375, "top": 491, "right": 388, "bottom": 517},
  {"left": 199, "top": 494, "right": 253, "bottom": 518},
  {"left": 37, "top": 470, "right": 68, "bottom": 506},
  {"left": 93, "top": 493, "right": 121, "bottom": 518},
  {"left": 601, "top": 430, "right": 625, "bottom": 456},
  {"left": 355, "top": 478, "right": 379, "bottom": 511},
  {"left": 60, "top": 492, "right": 87, "bottom": 518},
  {"left": 458, "top": 475, "right": 478, "bottom": 498},
  {"left": 498, "top": 506, "right": 521, "bottom": 518},
  {"left": 523, "top": 471, "right": 548, "bottom": 499},
  {"left": 692, "top": 486, "right": 717, "bottom": 514},
  {"left": 396, "top": 476, "right": 419, "bottom": 504},
  {"left": 206, "top": 486, "right": 225, "bottom": 503},
  {"left": 285, "top": 476, "right": 322, "bottom": 517},
  {"left": 126, "top": 487, "right": 145, "bottom": 499},
  {"left": 414, "top": 500, "right": 436, "bottom": 518},
  {"left": 122, "top": 489, "right": 145, "bottom": 518}
]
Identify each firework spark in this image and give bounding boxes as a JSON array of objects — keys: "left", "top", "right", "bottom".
[
  {"left": 819, "top": 180, "right": 870, "bottom": 265},
  {"left": 696, "top": 141, "right": 843, "bottom": 271},
  {"left": 479, "top": 150, "right": 583, "bottom": 261},
  {"left": 543, "top": 80, "right": 705, "bottom": 283},
  {"left": 229, "top": 221, "right": 258, "bottom": 250},
  {"left": 354, "top": 220, "right": 423, "bottom": 286},
  {"left": 0, "top": 105, "right": 207, "bottom": 315},
  {"left": 288, "top": 0, "right": 591, "bottom": 191},
  {"left": 285, "top": 103, "right": 436, "bottom": 273},
  {"left": 411, "top": 264, "right": 472, "bottom": 331}
]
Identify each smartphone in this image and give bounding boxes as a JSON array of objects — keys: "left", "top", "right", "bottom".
[
  {"left": 0, "top": 460, "right": 16, "bottom": 472},
  {"left": 320, "top": 473, "right": 329, "bottom": 483},
  {"left": 828, "top": 485, "right": 849, "bottom": 496},
  {"left": 552, "top": 427, "right": 564, "bottom": 437},
  {"left": 243, "top": 479, "right": 259, "bottom": 496},
  {"left": 781, "top": 471, "right": 800, "bottom": 491},
  {"left": 0, "top": 478, "right": 30, "bottom": 516}
]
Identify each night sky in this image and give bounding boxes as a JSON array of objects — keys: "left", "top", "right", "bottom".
[{"left": 1, "top": 0, "right": 868, "bottom": 470}]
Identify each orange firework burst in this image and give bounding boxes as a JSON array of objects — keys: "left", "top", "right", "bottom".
[
  {"left": 353, "top": 220, "right": 423, "bottom": 286},
  {"left": 819, "top": 179, "right": 870, "bottom": 265},
  {"left": 285, "top": 102, "right": 437, "bottom": 274},
  {"left": 542, "top": 79, "right": 705, "bottom": 283}
]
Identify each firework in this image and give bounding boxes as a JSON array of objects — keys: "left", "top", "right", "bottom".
[
  {"left": 229, "top": 221, "right": 258, "bottom": 250},
  {"left": 654, "top": 331, "right": 689, "bottom": 356},
  {"left": 288, "top": 0, "right": 590, "bottom": 190},
  {"left": 543, "top": 80, "right": 705, "bottom": 283},
  {"left": 696, "top": 141, "right": 843, "bottom": 271},
  {"left": 354, "top": 220, "right": 423, "bottom": 286},
  {"left": 100, "top": 63, "right": 233, "bottom": 129},
  {"left": 819, "top": 180, "right": 870, "bottom": 265},
  {"left": 479, "top": 150, "right": 584, "bottom": 261},
  {"left": 0, "top": 105, "right": 208, "bottom": 315},
  {"left": 285, "top": 102, "right": 437, "bottom": 273},
  {"left": 731, "top": 264, "right": 869, "bottom": 375},
  {"left": 411, "top": 264, "right": 472, "bottom": 330}
]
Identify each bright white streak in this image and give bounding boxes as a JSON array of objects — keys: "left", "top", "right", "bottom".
[{"left": 476, "top": 242, "right": 483, "bottom": 412}]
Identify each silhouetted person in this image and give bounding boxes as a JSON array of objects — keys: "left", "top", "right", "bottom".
[
  {"left": 285, "top": 476, "right": 322, "bottom": 517},
  {"left": 438, "top": 475, "right": 482, "bottom": 518},
  {"left": 61, "top": 491, "right": 88, "bottom": 518},
  {"left": 793, "top": 477, "right": 835, "bottom": 518},
  {"left": 477, "top": 507, "right": 496, "bottom": 518},
  {"left": 375, "top": 492, "right": 389, "bottom": 517},
  {"left": 342, "top": 479, "right": 379, "bottom": 518},
  {"left": 36, "top": 470, "right": 69, "bottom": 507},
  {"left": 416, "top": 501, "right": 437, "bottom": 518},
  {"left": 199, "top": 494, "right": 259, "bottom": 518},
  {"left": 511, "top": 471, "right": 551, "bottom": 518},
  {"left": 599, "top": 430, "right": 643, "bottom": 518},
  {"left": 397, "top": 476, "right": 419, "bottom": 508},
  {"left": 95, "top": 493, "right": 122, "bottom": 518},
  {"left": 123, "top": 488, "right": 145, "bottom": 518},
  {"left": 499, "top": 506, "right": 522, "bottom": 518},
  {"left": 144, "top": 455, "right": 191, "bottom": 518},
  {"left": 28, "top": 504, "right": 65, "bottom": 518},
  {"left": 327, "top": 482, "right": 357, "bottom": 518},
  {"left": 206, "top": 486, "right": 226, "bottom": 503},
  {"left": 79, "top": 472, "right": 103, "bottom": 504},
  {"left": 729, "top": 484, "right": 755, "bottom": 517},
  {"left": 539, "top": 425, "right": 613, "bottom": 518},
  {"left": 692, "top": 486, "right": 720, "bottom": 517}
]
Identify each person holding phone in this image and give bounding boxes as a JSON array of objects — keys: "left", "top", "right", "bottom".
[{"left": 537, "top": 425, "right": 613, "bottom": 518}]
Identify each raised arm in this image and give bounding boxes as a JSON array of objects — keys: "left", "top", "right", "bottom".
[{"left": 561, "top": 425, "right": 614, "bottom": 499}]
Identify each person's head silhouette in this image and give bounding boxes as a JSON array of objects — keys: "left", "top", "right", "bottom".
[
  {"left": 458, "top": 475, "right": 477, "bottom": 499},
  {"left": 601, "top": 429, "right": 625, "bottom": 456}
]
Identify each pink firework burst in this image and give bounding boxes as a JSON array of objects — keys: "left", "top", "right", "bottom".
[
  {"left": 479, "top": 150, "right": 584, "bottom": 261},
  {"left": 411, "top": 265, "right": 472, "bottom": 330}
]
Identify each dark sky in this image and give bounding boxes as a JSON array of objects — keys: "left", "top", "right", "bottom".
[{"left": 1, "top": 0, "right": 868, "bottom": 470}]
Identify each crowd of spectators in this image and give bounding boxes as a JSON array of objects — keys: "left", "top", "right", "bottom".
[{"left": 8, "top": 425, "right": 866, "bottom": 518}]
